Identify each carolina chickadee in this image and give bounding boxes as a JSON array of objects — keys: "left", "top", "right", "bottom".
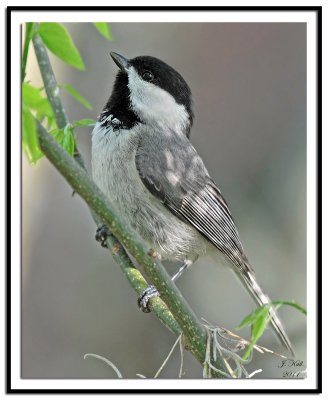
[{"left": 91, "top": 52, "right": 294, "bottom": 355}]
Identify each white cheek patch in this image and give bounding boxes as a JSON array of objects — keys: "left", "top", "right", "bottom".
[{"left": 127, "top": 67, "right": 189, "bottom": 131}]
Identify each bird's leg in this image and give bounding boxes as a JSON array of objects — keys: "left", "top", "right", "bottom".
[
  {"left": 171, "top": 259, "right": 193, "bottom": 282},
  {"left": 138, "top": 259, "right": 193, "bottom": 313},
  {"left": 95, "top": 224, "right": 110, "bottom": 248}
]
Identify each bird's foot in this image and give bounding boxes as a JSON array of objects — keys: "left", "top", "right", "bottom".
[
  {"left": 95, "top": 224, "right": 109, "bottom": 248},
  {"left": 138, "top": 285, "right": 160, "bottom": 313}
]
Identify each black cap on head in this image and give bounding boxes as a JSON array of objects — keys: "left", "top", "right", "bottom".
[
  {"left": 130, "top": 55, "right": 194, "bottom": 125},
  {"left": 105, "top": 52, "right": 194, "bottom": 136}
]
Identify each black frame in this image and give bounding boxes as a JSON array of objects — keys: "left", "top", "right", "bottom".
[{"left": 6, "top": 6, "right": 322, "bottom": 394}]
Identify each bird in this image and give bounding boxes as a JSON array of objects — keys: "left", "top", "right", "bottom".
[{"left": 91, "top": 51, "right": 294, "bottom": 356}]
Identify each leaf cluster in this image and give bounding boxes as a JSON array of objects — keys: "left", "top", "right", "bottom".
[
  {"left": 22, "top": 22, "right": 111, "bottom": 163},
  {"left": 236, "top": 301, "right": 306, "bottom": 360}
]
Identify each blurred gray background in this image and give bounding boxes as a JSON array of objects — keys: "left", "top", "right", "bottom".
[{"left": 23, "top": 22, "right": 306, "bottom": 379}]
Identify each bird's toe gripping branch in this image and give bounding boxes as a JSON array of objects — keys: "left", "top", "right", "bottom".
[
  {"left": 138, "top": 285, "right": 160, "bottom": 313},
  {"left": 95, "top": 224, "right": 110, "bottom": 248}
]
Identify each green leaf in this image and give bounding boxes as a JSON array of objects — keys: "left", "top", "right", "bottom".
[
  {"left": 93, "top": 23, "right": 112, "bottom": 40},
  {"left": 236, "top": 300, "right": 306, "bottom": 332},
  {"left": 52, "top": 125, "right": 76, "bottom": 156},
  {"left": 236, "top": 301, "right": 306, "bottom": 360},
  {"left": 251, "top": 308, "right": 270, "bottom": 342},
  {"left": 242, "top": 309, "right": 270, "bottom": 360},
  {"left": 38, "top": 23, "right": 85, "bottom": 70},
  {"left": 52, "top": 128, "right": 64, "bottom": 141},
  {"left": 22, "top": 23, "right": 35, "bottom": 81},
  {"left": 22, "top": 107, "right": 43, "bottom": 163},
  {"left": 22, "top": 83, "right": 55, "bottom": 128},
  {"left": 22, "top": 82, "right": 46, "bottom": 108},
  {"left": 235, "top": 312, "right": 258, "bottom": 330},
  {"left": 73, "top": 118, "right": 96, "bottom": 127},
  {"left": 235, "top": 304, "right": 271, "bottom": 360},
  {"left": 271, "top": 300, "right": 307, "bottom": 315},
  {"left": 236, "top": 304, "right": 270, "bottom": 330},
  {"left": 63, "top": 125, "right": 75, "bottom": 156},
  {"left": 61, "top": 84, "right": 92, "bottom": 110}
]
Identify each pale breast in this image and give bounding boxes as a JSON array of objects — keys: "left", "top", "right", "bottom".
[{"left": 91, "top": 123, "right": 207, "bottom": 261}]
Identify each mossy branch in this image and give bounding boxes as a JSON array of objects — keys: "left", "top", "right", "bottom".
[{"left": 32, "top": 30, "right": 229, "bottom": 377}]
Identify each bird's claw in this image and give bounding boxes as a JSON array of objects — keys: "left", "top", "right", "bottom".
[
  {"left": 95, "top": 224, "right": 109, "bottom": 248},
  {"left": 137, "top": 285, "right": 160, "bottom": 313}
]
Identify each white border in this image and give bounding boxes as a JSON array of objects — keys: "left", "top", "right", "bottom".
[{"left": 10, "top": 8, "right": 318, "bottom": 392}]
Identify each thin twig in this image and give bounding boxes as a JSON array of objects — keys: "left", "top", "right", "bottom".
[
  {"left": 84, "top": 353, "right": 123, "bottom": 378},
  {"left": 154, "top": 334, "right": 182, "bottom": 378},
  {"left": 179, "top": 335, "right": 184, "bottom": 378}
]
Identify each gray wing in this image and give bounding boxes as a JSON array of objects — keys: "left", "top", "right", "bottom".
[
  {"left": 136, "top": 133, "right": 295, "bottom": 355},
  {"left": 135, "top": 133, "right": 246, "bottom": 268}
]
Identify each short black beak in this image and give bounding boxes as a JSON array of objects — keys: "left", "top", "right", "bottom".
[{"left": 110, "top": 52, "right": 130, "bottom": 72}]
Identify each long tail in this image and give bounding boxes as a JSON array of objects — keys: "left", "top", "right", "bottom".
[{"left": 234, "top": 263, "right": 295, "bottom": 357}]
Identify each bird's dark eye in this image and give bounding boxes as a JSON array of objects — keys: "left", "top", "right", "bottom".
[{"left": 142, "top": 70, "right": 154, "bottom": 82}]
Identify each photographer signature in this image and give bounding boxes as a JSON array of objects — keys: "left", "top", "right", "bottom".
[{"left": 278, "top": 359, "right": 306, "bottom": 378}]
